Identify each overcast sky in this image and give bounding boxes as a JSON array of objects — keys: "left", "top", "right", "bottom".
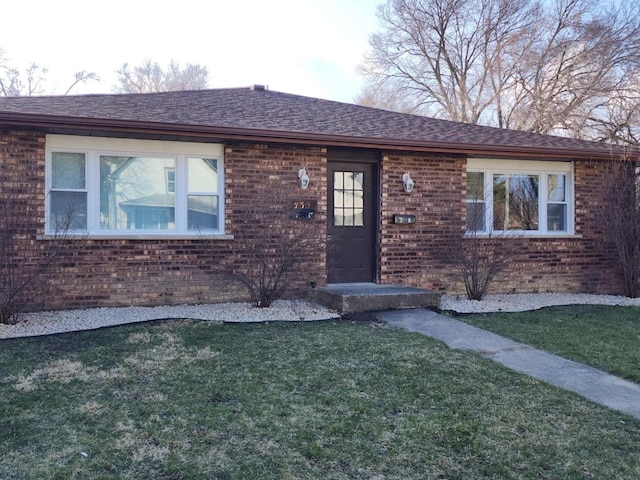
[{"left": 0, "top": 0, "right": 382, "bottom": 103}]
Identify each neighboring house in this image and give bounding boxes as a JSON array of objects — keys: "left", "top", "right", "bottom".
[{"left": 0, "top": 86, "right": 630, "bottom": 310}]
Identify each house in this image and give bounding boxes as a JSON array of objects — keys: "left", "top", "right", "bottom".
[{"left": 0, "top": 85, "right": 629, "bottom": 311}]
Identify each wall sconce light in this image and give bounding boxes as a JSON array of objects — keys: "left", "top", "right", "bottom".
[
  {"left": 298, "top": 167, "right": 310, "bottom": 189},
  {"left": 402, "top": 173, "right": 414, "bottom": 193}
]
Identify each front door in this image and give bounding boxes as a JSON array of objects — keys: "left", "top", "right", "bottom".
[{"left": 327, "top": 162, "right": 377, "bottom": 283}]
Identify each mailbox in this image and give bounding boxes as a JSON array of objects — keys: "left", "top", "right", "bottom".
[{"left": 393, "top": 214, "right": 416, "bottom": 224}]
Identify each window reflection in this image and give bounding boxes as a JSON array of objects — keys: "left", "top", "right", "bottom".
[
  {"left": 188, "top": 158, "right": 218, "bottom": 230},
  {"left": 493, "top": 174, "right": 539, "bottom": 230},
  {"left": 466, "top": 171, "right": 485, "bottom": 231},
  {"left": 100, "top": 156, "right": 176, "bottom": 230},
  {"left": 547, "top": 174, "right": 567, "bottom": 231}
]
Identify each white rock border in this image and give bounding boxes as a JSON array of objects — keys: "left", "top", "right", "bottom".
[
  {"left": 0, "top": 299, "right": 340, "bottom": 340},
  {"left": 3, "top": 293, "right": 640, "bottom": 339},
  {"left": 440, "top": 293, "right": 640, "bottom": 313}
]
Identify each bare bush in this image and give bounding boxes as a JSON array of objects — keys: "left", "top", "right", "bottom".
[
  {"left": 212, "top": 189, "right": 325, "bottom": 308},
  {"left": 452, "top": 229, "right": 521, "bottom": 301},
  {"left": 0, "top": 194, "right": 79, "bottom": 324},
  {"left": 598, "top": 158, "right": 640, "bottom": 297},
  {"left": 453, "top": 175, "right": 522, "bottom": 300}
]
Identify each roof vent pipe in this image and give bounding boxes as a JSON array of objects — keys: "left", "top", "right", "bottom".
[{"left": 251, "top": 84, "right": 267, "bottom": 91}]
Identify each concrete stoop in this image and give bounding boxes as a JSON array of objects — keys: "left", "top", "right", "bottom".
[{"left": 312, "top": 283, "right": 440, "bottom": 314}]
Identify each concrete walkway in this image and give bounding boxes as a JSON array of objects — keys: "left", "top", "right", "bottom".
[{"left": 377, "top": 308, "right": 640, "bottom": 420}]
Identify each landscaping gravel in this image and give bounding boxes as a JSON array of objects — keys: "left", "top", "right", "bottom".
[
  {"left": 2, "top": 293, "right": 640, "bottom": 340},
  {"left": 0, "top": 299, "right": 340, "bottom": 339},
  {"left": 440, "top": 293, "right": 640, "bottom": 313}
]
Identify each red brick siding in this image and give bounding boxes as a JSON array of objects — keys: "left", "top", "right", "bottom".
[
  {"left": 0, "top": 131, "right": 328, "bottom": 311},
  {"left": 0, "top": 130, "right": 50, "bottom": 311},
  {"left": 0, "top": 129, "right": 626, "bottom": 311},
  {"left": 0, "top": 129, "right": 46, "bottom": 232},
  {"left": 378, "top": 152, "right": 622, "bottom": 294},
  {"left": 379, "top": 152, "right": 466, "bottom": 291},
  {"left": 224, "top": 142, "right": 328, "bottom": 291}
]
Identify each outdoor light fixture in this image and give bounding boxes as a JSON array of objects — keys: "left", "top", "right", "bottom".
[
  {"left": 298, "top": 167, "right": 310, "bottom": 189},
  {"left": 402, "top": 172, "right": 414, "bottom": 193}
]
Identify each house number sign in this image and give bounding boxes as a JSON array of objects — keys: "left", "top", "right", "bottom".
[{"left": 292, "top": 200, "right": 317, "bottom": 220}]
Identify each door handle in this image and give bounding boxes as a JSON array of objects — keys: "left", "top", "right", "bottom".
[{"left": 326, "top": 234, "right": 332, "bottom": 241}]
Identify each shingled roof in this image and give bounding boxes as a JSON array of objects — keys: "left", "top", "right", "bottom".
[{"left": 0, "top": 86, "right": 625, "bottom": 159}]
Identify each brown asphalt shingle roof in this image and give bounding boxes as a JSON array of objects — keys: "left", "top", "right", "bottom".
[{"left": 0, "top": 87, "right": 625, "bottom": 158}]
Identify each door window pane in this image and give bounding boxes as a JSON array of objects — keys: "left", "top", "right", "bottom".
[
  {"left": 344, "top": 191, "right": 354, "bottom": 208},
  {"left": 354, "top": 190, "right": 363, "bottom": 208},
  {"left": 354, "top": 209, "right": 364, "bottom": 226},
  {"left": 344, "top": 211, "right": 354, "bottom": 226},
  {"left": 100, "top": 156, "right": 175, "bottom": 230},
  {"left": 334, "top": 171, "right": 365, "bottom": 227},
  {"left": 353, "top": 172, "right": 363, "bottom": 189}
]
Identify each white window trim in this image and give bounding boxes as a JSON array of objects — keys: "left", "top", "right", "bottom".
[
  {"left": 466, "top": 158, "right": 575, "bottom": 236},
  {"left": 45, "top": 134, "right": 226, "bottom": 238}
]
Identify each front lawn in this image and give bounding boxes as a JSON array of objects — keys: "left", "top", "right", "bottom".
[
  {"left": 1, "top": 318, "right": 639, "bottom": 479},
  {"left": 462, "top": 305, "right": 640, "bottom": 383}
]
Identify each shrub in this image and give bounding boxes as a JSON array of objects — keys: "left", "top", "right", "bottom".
[
  {"left": 0, "top": 194, "right": 79, "bottom": 324},
  {"left": 214, "top": 189, "right": 325, "bottom": 308},
  {"left": 598, "top": 159, "right": 640, "bottom": 297}
]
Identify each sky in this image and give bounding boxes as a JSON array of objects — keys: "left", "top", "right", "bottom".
[{"left": 0, "top": 0, "right": 382, "bottom": 103}]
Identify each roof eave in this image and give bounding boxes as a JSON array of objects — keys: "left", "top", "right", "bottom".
[{"left": 0, "top": 112, "right": 626, "bottom": 161}]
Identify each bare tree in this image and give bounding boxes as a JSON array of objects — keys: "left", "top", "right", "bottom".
[
  {"left": 355, "top": 79, "right": 420, "bottom": 113},
  {"left": 585, "top": 75, "right": 640, "bottom": 146},
  {"left": 210, "top": 188, "right": 325, "bottom": 308},
  {"left": 114, "top": 59, "right": 209, "bottom": 93},
  {"left": 598, "top": 157, "right": 640, "bottom": 297},
  {"left": 359, "top": 0, "right": 640, "bottom": 142},
  {"left": 63, "top": 70, "right": 100, "bottom": 96},
  {"left": 0, "top": 47, "right": 98, "bottom": 97},
  {"left": 0, "top": 191, "right": 82, "bottom": 324}
]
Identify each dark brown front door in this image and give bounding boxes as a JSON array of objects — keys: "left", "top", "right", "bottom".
[{"left": 327, "top": 162, "right": 377, "bottom": 283}]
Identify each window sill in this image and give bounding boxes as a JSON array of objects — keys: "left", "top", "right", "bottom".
[
  {"left": 465, "top": 232, "right": 582, "bottom": 239},
  {"left": 37, "top": 233, "right": 235, "bottom": 241}
]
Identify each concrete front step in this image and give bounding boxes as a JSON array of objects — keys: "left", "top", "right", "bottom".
[{"left": 311, "top": 283, "right": 440, "bottom": 314}]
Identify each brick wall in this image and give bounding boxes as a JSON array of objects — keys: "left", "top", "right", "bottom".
[
  {"left": 0, "top": 131, "right": 328, "bottom": 311},
  {"left": 378, "top": 151, "right": 622, "bottom": 295},
  {"left": 0, "top": 129, "right": 626, "bottom": 312},
  {"left": 223, "top": 142, "right": 328, "bottom": 293},
  {"left": 379, "top": 152, "right": 466, "bottom": 291}
]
